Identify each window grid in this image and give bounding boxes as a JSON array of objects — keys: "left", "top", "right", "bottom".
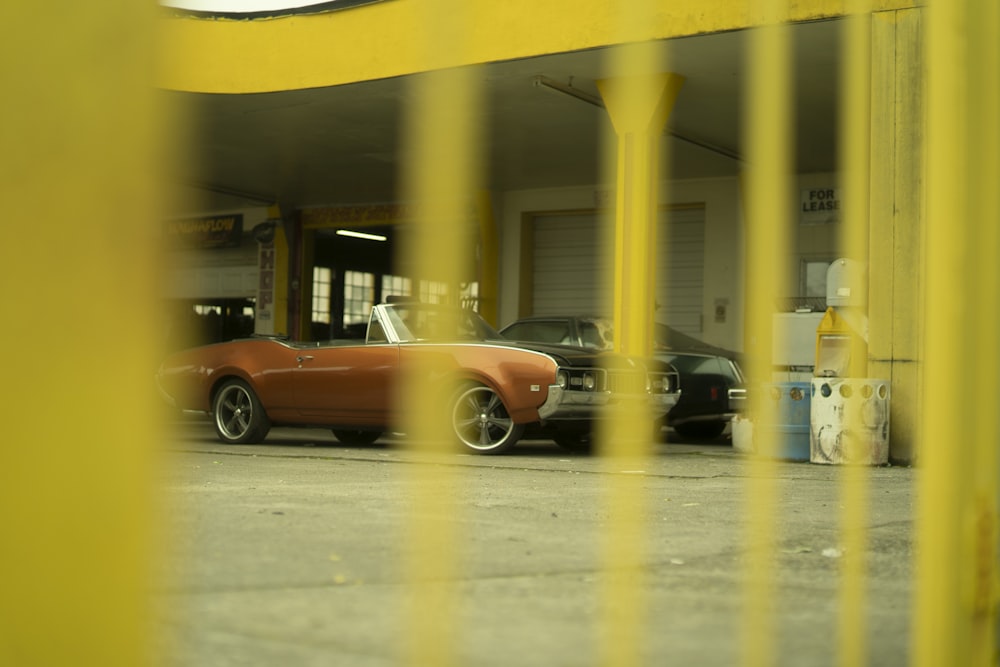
[
  {"left": 382, "top": 274, "right": 412, "bottom": 301},
  {"left": 419, "top": 279, "right": 449, "bottom": 304},
  {"left": 311, "top": 266, "right": 332, "bottom": 324},
  {"left": 459, "top": 281, "right": 480, "bottom": 311},
  {"left": 344, "top": 270, "right": 375, "bottom": 325}
]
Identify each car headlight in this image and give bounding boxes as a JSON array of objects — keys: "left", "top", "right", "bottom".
[
  {"left": 582, "top": 373, "right": 596, "bottom": 391},
  {"left": 556, "top": 370, "right": 569, "bottom": 389}
]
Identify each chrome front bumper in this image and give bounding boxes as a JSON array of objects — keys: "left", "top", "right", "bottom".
[{"left": 538, "top": 384, "right": 679, "bottom": 421}]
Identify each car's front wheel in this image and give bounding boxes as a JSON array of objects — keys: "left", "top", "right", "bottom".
[
  {"left": 450, "top": 384, "right": 524, "bottom": 454},
  {"left": 213, "top": 379, "right": 271, "bottom": 444}
]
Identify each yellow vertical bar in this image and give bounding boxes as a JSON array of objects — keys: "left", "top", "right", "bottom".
[
  {"left": 914, "top": 0, "right": 978, "bottom": 664},
  {"left": 837, "top": 4, "right": 872, "bottom": 666},
  {"left": 967, "top": 0, "right": 999, "bottom": 663},
  {"left": 741, "top": 1, "right": 792, "bottom": 665},
  {"left": 596, "top": 1, "right": 682, "bottom": 662},
  {"left": 0, "top": 3, "right": 167, "bottom": 666},
  {"left": 597, "top": 60, "right": 682, "bottom": 667},
  {"left": 399, "top": 2, "right": 481, "bottom": 666}
]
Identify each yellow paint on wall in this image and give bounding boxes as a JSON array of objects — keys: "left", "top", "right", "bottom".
[{"left": 157, "top": 0, "right": 921, "bottom": 94}]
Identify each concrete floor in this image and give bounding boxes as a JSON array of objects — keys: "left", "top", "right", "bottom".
[{"left": 154, "top": 425, "right": 914, "bottom": 666}]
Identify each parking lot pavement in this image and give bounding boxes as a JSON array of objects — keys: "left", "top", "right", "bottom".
[{"left": 155, "top": 423, "right": 914, "bottom": 667}]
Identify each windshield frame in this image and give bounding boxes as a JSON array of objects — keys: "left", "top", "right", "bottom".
[{"left": 380, "top": 303, "right": 501, "bottom": 343}]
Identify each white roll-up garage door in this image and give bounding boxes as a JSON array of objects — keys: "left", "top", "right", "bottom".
[
  {"left": 531, "top": 206, "right": 705, "bottom": 335},
  {"left": 655, "top": 207, "right": 705, "bottom": 334}
]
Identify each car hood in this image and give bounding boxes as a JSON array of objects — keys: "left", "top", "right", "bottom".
[{"left": 486, "top": 339, "right": 669, "bottom": 372}]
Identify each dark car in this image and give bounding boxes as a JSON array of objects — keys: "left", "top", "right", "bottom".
[{"left": 499, "top": 315, "right": 746, "bottom": 440}]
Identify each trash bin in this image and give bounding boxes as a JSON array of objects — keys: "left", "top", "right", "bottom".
[
  {"left": 749, "top": 382, "right": 812, "bottom": 461},
  {"left": 809, "top": 378, "right": 890, "bottom": 465}
]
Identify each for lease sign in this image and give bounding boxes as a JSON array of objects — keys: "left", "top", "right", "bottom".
[{"left": 800, "top": 188, "right": 840, "bottom": 224}]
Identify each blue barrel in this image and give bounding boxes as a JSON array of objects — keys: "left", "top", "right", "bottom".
[{"left": 756, "top": 382, "right": 812, "bottom": 461}]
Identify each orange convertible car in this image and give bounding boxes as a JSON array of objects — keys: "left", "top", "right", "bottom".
[{"left": 156, "top": 302, "right": 679, "bottom": 454}]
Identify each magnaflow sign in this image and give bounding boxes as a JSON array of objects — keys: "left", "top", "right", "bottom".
[
  {"left": 161, "top": 0, "right": 392, "bottom": 18},
  {"left": 165, "top": 214, "right": 243, "bottom": 248}
]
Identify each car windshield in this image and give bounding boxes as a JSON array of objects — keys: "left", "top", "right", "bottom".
[
  {"left": 383, "top": 303, "right": 501, "bottom": 342},
  {"left": 502, "top": 320, "right": 574, "bottom": 346},
  {"left": 502, "top": 317, "right": 613, "bottom": 350}
]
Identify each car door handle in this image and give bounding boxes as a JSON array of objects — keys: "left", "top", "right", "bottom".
[{"left": 296, "top": 355, "right": 314, "bottom": 364}]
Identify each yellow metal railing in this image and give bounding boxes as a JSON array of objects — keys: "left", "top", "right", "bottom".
[
  {"left": 836, "top": 4, "right": 873, "bottom": 667},
  {"left": 5, "top": 1, "right": 999, "bottom": 666},
  {"left": 400, "top": 7, "right": 481, "bottom": 667},
  {"left": 741, "top": 4, "right": 793, "bottom": 664},
  {"left": 1, "top": 2, "right": 167, "bottom": 666},
  {"left": 916, "top": 1, "right": 1000, "bottom": 665}
]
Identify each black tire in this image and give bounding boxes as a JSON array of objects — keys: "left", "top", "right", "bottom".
[
  {"left": 450, "top": 384, "right": 524, "bottom": 454},
  {"left": 331, "top": 429, "right": 382, "bottom": 445},
  {"left": 552, "top": 430, "right": 593, "bottom": 453},
  {"left": 673, "top": 420, "right": 727, "bottom": 441},
  {"left": 212, "top": 379, "right": 271, "bottom": 444}
]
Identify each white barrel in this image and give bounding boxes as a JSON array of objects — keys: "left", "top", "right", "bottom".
[{"left": 809, "top": 378, "right": 890, "bottom": 465}]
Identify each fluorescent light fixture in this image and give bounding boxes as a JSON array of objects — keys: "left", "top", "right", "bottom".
[{"left": 336, "top": 229, "right": 387, "bottom": 242}]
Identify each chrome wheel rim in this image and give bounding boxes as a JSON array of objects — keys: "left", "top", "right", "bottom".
[
  {"left": 215, "top": 384, "right": 254, "bottom": 440},
  {"left": 452, "top": 386, "right": 515, "bottom": 451}
]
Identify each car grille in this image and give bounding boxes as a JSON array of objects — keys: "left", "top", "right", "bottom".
[{"left": 606, "top": 371, "right": 647, "bottom": 395}]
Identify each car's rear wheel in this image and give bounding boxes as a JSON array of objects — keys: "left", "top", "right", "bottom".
[
  {"left": 332, "top": 429, "right": 382, "bottom": 445},
  {"left": 451, "top": 384, "right": 524, "bottom": 454},
  {"left": 213, "top": 379, "right": 271, "bottom": 444}
]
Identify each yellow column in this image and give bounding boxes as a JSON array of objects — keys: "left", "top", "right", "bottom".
[
  {"left": 868, "top": 8, "right": 923, "bottom": 463},
  {"left": 257, "top": 204, "right": 290, "bottom": 336},
  {"left": 475, "top": 190, "right": 500, "bottom": 326},
  {"left": 597, "top": 72, "right": 684, "bottom": 358},
  {"left": 269, "top": 206, "right": 290, "bottom": 336}
]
